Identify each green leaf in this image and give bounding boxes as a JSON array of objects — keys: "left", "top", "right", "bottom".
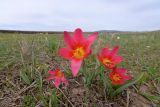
[
  {"left": 22, "top": 95, "right": 36, "bottom": 107},
  {"left": 103, "top": 74, "right": 114, "bottom": 94},
  {"left": 140, "top": 92, "right": 160, "bottom": 103},
  {"left": 112, "top": 72, "right": 144, "bottom": 96},
  {"left": 95, "top": 57, "right": 100, "bottom": 69},
  {"left": 49, "top": 89, "right": 58, "bottom": 107},
  {"left": 34, "top": 71, "right": 43, "bottom": 90},
  {"left": 100, "top": 70, "right": 114, "bottom": 94},
  {"left": 20, "top": 70, "right": 31, "bottom": 85}
]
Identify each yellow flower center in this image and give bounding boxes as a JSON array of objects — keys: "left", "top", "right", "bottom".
[
  {"left": 55, "top": 70, "right": 63, "bottom": 78},
  {"left": 73, "top": 47, "right": 85, "bottom": 59},
  {"left": 103, "top": 58, "right": 111, "bottom": 65},
  {"left": 112, "top": 74, "right": 121, "bottom": 81}
]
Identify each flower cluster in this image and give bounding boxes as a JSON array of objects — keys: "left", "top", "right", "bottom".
[
  {"left": 47, "top": 28, "right": 132, "bottom": 88},
  {"left": 98, "top": 46, "right": 132, "bottom": 85}
]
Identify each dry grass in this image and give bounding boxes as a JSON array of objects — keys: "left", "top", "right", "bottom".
[{"left": 0, "top": 32, "right": 160, "bottom": 107}]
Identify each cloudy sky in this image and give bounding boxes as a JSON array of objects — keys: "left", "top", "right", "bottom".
[{"left": 0, "top": 0, "right": 160, "bottom": 31}]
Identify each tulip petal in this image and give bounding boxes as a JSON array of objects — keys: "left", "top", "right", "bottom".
[
  {"left": 101, "top": 47, "right": 110, "bottom": 57},
  {"left": 112, "top": 80, "right": 125, "bottom": 85},
  {"left": 105, "top": 64, "right": 115, "bottom": 69},
  {"left": 86, "top": 32, "right": 98, "bottom": 48},
  {"left": 84, "top": 48, "right": 92, "bottom": 58},
  {"left": 47, "top": 76, "right": 55, "bottom": 81},
  {"left": 124, "top": 75, "right": 132, "bottom": 80},
  {"left": 48, "top": 70, "right": 56, "bottom": 75},
  {"left": 54, "top": 79, "right": 61, "bottom": 88},
  {"left": 71, "top": 59, "right": 82, "bottom": 77},
  {"left": 113, "top": 56, "right": 123, "bottom": 64},
  {"left": 73, "top": 28, "right": 84, "bottom": 42},
  {"left": 59, "top": 48, "right": 72, "bottom": 60},
  {"left": 117, "top": 68, "right": 126, "bottom": 74},
  {"left": 62, "top": 77, "right": 69, "bottom": 86},
  {"left": 64, "top": 31, "right": 75, "bottom": 49},
  {"left": 98, "top": 54, "right": 103, "bottom": 63},
  {"left": 110, "top": 46, "right": 119, "bottom": 56}
]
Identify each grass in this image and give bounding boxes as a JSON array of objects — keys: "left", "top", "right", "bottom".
[{"left": 0, "top": 32, "right": 160, "bottom": 106}]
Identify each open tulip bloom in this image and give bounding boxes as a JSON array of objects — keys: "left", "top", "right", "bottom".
[
  {"left": 108, "top": 67, "right": 132, "bottom": 85},
  {"left": 59, "top": 28, "right": 98, "bottom": 77},
  {"left": 98, "top": 46, "right": 123, "bottom": 69},
  {"left": 47, "top": 69, "right": 68, "bottom": 88}
]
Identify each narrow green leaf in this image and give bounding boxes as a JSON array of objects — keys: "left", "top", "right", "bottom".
[
  {"left": 34, "top": 72, "right": 43, "bottom": 90},
  {"left": 140, "top": 92, "right": 160, "bottom": 102},
  {"left": 100, "top": 70, "right": 114, "bottom": 94},
  {"left": 49, "top": 89, "right": 58, "bottom": 107},
  {"left": 112, "top": 72, "right": 144, "bottom": 96},
  {"left": 20, "top": 70, "right": 31, "bottom": 85},
  {"left": 103, "top": 74, "right": 114, "bottom": 94}
]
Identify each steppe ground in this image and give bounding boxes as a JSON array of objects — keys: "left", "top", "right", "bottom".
[{"left": 0, "top": 32, "right": 160, "bottom": 107}]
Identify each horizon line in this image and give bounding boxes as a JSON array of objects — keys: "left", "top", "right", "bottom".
[{"left": 0, "top": 29, "right": 159, "bottom": 33}]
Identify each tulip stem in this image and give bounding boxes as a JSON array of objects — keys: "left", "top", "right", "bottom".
[{"left": 58, "top": 88, "right": 75, "bottom": 107}]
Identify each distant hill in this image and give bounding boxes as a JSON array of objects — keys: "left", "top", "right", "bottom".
[
  {"left": 0, "top": 30, "right": 93, "bottom": 34},
  {"left": 97, "top": 30, "right": 137, "bottom": 33},
  {"left": 0, "top": 29, "right": 159, "bottom": 34},
  {"left": 153, "top": 30, "right": 160, "bottom": 32},
  {"left": 98, "top": 29, "right": 160, "bottom": 33},
  {"left": 0, "top": 30, "right": 63, "bottom": 34},
  {"left": 97, "top": 30, "right": 122, "bottom": 33}
]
